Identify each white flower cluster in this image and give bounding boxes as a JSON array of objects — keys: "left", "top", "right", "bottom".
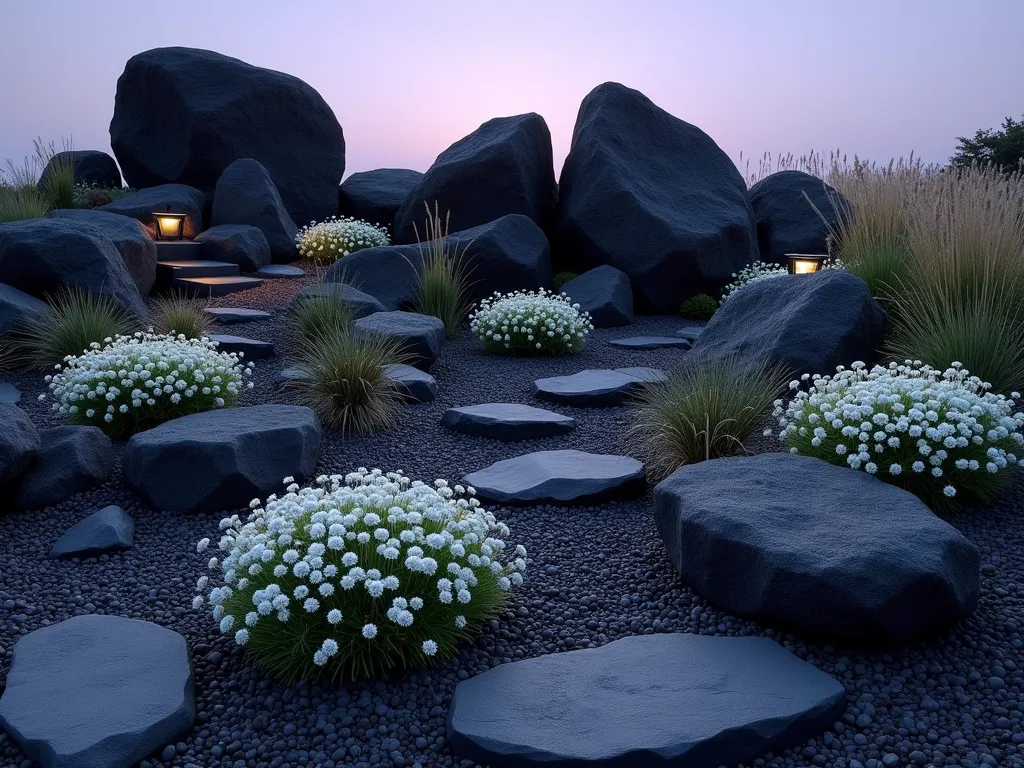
[
  {"left": 769, "top": 360, "right": 1024, "bottom": 504},
  {"left": 295, "top": 216, "right": 390, "bottom": 262},
  {"left": 40, "top": 331, "right": 253, "bottom": 434},
  {"left": 721, "top": 258, "right": 845, "bottom": 303},
  {"left": 194, "top": 469, "right": 527, "bottom": 676},
  {"left": 470, "top": 288, "right": 593, "bottom": 355}
]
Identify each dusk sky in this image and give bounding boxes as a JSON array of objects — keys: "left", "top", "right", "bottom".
[{"left": 2, "top": 0, "right": 1022, "bottom": 181}]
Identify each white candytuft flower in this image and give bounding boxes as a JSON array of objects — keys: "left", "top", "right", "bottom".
[
  {"left": 469, "top": 289, "right": 593, "bottom": 355},
  {"left": 720, "top": 258, "right": 845, "bottom": 303},
  {"left": 295, "top": 216, "right": 389, "bottom": 263},
  {"left": 422, "top": 639, "right": 438, "bottom": 656},
  {"left": 362, "top": 623, "right": 378, "bottom": 639}
]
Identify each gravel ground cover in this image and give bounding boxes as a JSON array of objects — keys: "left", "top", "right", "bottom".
[{"left": 1, "top": 265, "right": 1022, "bottom": 768}]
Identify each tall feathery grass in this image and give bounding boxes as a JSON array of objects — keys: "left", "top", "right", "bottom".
[
  {"left": 412, "top": 202, "right": 475, "bottom": 338},
  {"left": 23, "top": 286, "right": 135, "bottom": 368},
  {"left": 35, "top": 138, "right": 76, "bottom": 211},
  {"left": 150, "top": 294, "right": 212, "bottom": 340},
  {"left": 1, "top": 137, "right": 76, "bottom": 221}
]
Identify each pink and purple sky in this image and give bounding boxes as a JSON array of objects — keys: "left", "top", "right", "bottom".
[{"left": 1, "top": 0, "right": 1021, "bottom": 180}]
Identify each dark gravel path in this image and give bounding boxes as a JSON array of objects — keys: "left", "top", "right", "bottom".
[{"left": 1, "top": 268, "right": 1022, "bottom": 768}]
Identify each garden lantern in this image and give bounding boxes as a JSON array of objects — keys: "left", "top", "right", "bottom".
[
  {"left": 153, "top": 211, "right": 187, "bottom": 240},
  {"left": 786, "top": 254, "right": 826, "bottom": 275}
]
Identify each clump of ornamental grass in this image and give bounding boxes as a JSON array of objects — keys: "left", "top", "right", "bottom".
[
  {"left": 23, "top": 286, "right": 135, "bottom": 369},
  {"left": 295, "top": 216, "right": 390, "bottom": 264},
  {"left": 0, "top": 183, "right": 49, "bottom": 222},
  {"left": 151, "top": 294, "right": 211, "bottom": 340},
  {"left": 194, "top": 469, "right": 528, "bottom": 682},
  {"left": 40, "top": 331, "right": 254, "bottom": 438},
  {"left": 470, "top": 288, "right": 593, "bottom": 355},
  {"left": 412, "top": 202, "right": 474, "bottom": 338},
  {"left": 291, "top": 295, "right": 353, "bottom": 343},
  {"left": 629, "top": 356, "right": 789, "bottom": 480},
  {"left": 552, "top": 272, "right": 578, "bottom": 291},
  {"left": 678, "top": 293, "right": 718, "bottom": 320},
  {"left": 34, "top": 138, "right": 76, "bottom": 211}
]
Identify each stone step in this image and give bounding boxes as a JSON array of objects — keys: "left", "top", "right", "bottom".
[
  {"left": 155, "top": 240, "right": 203, "bottom": 262},
  {"left": 174, "top": 276, "right": 263, "bottom": 297},
  {"left": 157, "top": 260, "right": 239, "bottom": 279}
]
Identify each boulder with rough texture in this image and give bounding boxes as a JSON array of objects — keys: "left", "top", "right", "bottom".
[
  {"left": 39, "top": 149, "right": 122, "bottom": 190},
  {"left": 110, "top": 46, "right": 344, "bottom": 224},
  {"left": 654, "top": 453, "right": 981, "bottom": 644},
  {"left": 99, "top": 183, "right": 206, "bottom": 239},
  {"left": 394, "top": 113, "right": 557, "bottom": 243},
  {"left": 122, "top": 405, "right": 322, "bottom": 514},
  {"left": 386, "top": 364, "right": 438, "bottom": 404},
  {"left": 46, "top": 209, "right": 158, "bottom": 295},
  {"left": 749, "top": 170, "right": 850, "bottom": 265},
  {"left": 560, "top": 265, "right": 633, "bottom": 327},
  {"left": 554, "top": 82, "right": 757, "bottom": 312},
  {"left": 532, "top": 368, "right": 657, "bottom": 407},
  {"left": 688, "top": 270, "right": 886, "bottom": 379},
  {"left": 196, "top": 224, "right": 272, "bottom": 272},
  {"left": 464, "top": 449, "right": 644, "bottom": 505},
  {"left": 0, "top": 383, "right": 20, "bottom": 405},
  {"left": 0, "top": 282, "right": 51, "bottom": 334},
  {"left": 211, "top": 158, "right": 299, "bottom": 262},
  {"left": 14, "top": 426, "right": 114, "bottom": 509},
  {"left": 339, "top": 168, "right": 423, "bottom": 228},
  {"left": 0, "top": 219, "right": 146, "bottom": 315},
  {"left": 323, "top": 246, "right": 420, "bottom": 310},
  {"left": 0, "top": 615, "right": 195, "bottom": 768},
  {"left": 354, "top": 311, "right": 445, "bottom": 371},
  {"left": 443, "top": 403, "right": 575, "bottom": 441},
  {"left": 49, "top": 505, "right": 135, "bottom": 558},
  {"left": 448, "top": 634, "right": 845, "bottom": 768},
  {"left": 0, "top": 402, "right": 40, "bottom": 486},
  {"left": 292, "top": 282, "right": 386, "bottom": 320}
]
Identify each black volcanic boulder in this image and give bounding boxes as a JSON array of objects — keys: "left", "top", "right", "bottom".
[
  {"left": 46, "top": 209, "right": 157, "bottom": 295},
  {"left": 0, "top": 219, "right": 145, "bottom": 315},
  {"left": 0, "top": 403, "right": 40, "bottom": 487},
  {"left": 554, "top": 82, "right": 757, "bottom": 312},
  {"left": 688, "top": 270, "right": 886, "bottom": 379},
  {"left": 654, "top": 453, "right": 981, "bottom": 644},
  {"left": 339, "top": 168, "right": 423, "bottom": 229},
  {"left": 99, "top": 183, "right": 206, "bottom": 239},
  {"left": 560, "top": 265, "right": 633, "bottom": 327},
  {"left": 110, "top": 46, "right": 344, "bottom": 224},
  {"left": 196, "top": 224, "right": 271, "bottom": 272},
  {"left": 393, "top": 114, "right": 557, "bottom": 243},
  {"left": 211, "top": 159, "right": 298, "bottom": 263},
  {"left": 749, "top": 170, "right": 850, "bottom": 265},
  {"left": 0, "top": 283, "right": 51, "bottom": 335},
  {"left": 14, "top": 426, "right": 114, "bottom": 509},
  {"left": 292, "top": 282, "right": 386, "bottom": 320},
  {"left": 354, "top": 311, "right": 445, "bottom": 371},
  {"left": 39, "top": 149, "right": 122, "bottom": 189}
]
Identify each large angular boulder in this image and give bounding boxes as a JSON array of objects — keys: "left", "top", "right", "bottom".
[
  {"left": 211, "top": 158, "right": 299, "bottom": 263},
  {"left": 14, "top": 426, "right": 114, "bottom": 509},
  {"left": 0, "top": 402, "right": 40, "bottom": 486},
  {"left": 110, "top": 46, "right": 345, "bottom": 224},
  {"left": 0, "top": 219, "right": 146, "bottom": 315},
  {"left": 49, "top": 505, "right": 135, "bottom": 558},
  {"left": 749, "top": 170, "right": 850, "bottom": 265},
  {"left": 324, "top": 244, "right": 421, "bottom": 310},
  {"left": 46, "top": 209, "right": 158, "bottom": 295},
  {"left": 99, "top": 182, "right": 206, "bottom": 239},
  {"left": 339, "top": 168, "right": 423, "bottom": 229},
  {"left": 654, "top": 453, "right": 981, "bottom": 644},
  {"left": 196, "top": 224, "right": 271, "bottom": 272},
  {"left": 554, "top": 82, "right": 757, "bottom": 312},
  {"left": 688, "top": 270, "right": 886, "bottom": 379},
  {"left": 560, "top": 265, "right": 633, "bottom": 327},
  {"left": 448, "top": 634, "right": 845, "bottom": 768},
  {"left": 354, "top": 311, "right": 445, "bottom": 371},
  {"left": 393, "top": 113, "right": 557, "bottom": 243},
  {"left": 0, "top": 615, "right": 195, "bottom": 768},
  {"left": 39, "top": 149, "right": 122, "bottom": 190},
  {"left": 122, "top": 405, "right": 322, "bottom": 514},
  {"left": 0, "top": 282, "right": 51, "bottom": 334},
  {"left": 292, "top": 282, "right": 386, "bottom": 320}
]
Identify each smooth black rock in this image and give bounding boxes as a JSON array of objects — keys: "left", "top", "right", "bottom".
[
  {"left": 0, "top": 382, "right": 20, "bottom": 405},
  {"left": 654, "top": 453, "right": 981, "bottom": 644},
  {"left": 0, "top": 282, "right": 51, "bottom": 334},
  {"left": 560, "top": 265, "right": 633, "bottom": 327},
  {"left": 394, "top": 113, "right": 557, "bottom": 243},
  {"left": 49, "top": 505, "right": 135, "bottom": 558},
  {"left": 205, "top": 307, "right": 271, "bottom": 324},
  {"left": 354, "top": 311, "right": 445, "bottom": 371},
  {"left": 448, "top": 634, "right": 846, "bottom": 767},
  {"left": 292, "top": 282, "right": 386, "bottom": 320},
  {"left": 554, "top": 82, "right": 757, "bottom": 312},
  {"left": 606, "top": 336, "right": 691, "bottom": 350},
  {"left": 323, "top": 246, "right": 420, "bottom": 310},
  {"left": 209, "top": 334, "right": 274, "bottom": 360},
  {"left": 532, "top": 368, "right": 657, "bottom": 407},
  {"left": 122, "top": 405, "right": 322, "bottom": 514},
  {"left": 255, "top": 264, "right": 304, "bottom": 278},
  {"left": 464, "top": 449, "right": 644, "bottom": 504},
  {"left": 99, "top": 183, "right": 206, "bottom": 239},
  {"left": 14, "top": 426, "right": 113, "bottom": 509},
  {"left": 46, "top": 209, "right": 158, "bottom": 295},
  {"left": 0, "top": 402, "right": 40, "bottom": 486},
  {"left": 210, "top": 158, "right": 299, "bottom": 263},
  {"left": 749, "top": 170, "right": 850, "bottom": 265},
  {"left": 110, "top": 46, "right": 344, "bottom": 224},
  {"left": 688, "top": 270, "right": 887, "bottom": 379},
  {"left": 196, "top": 224, "right": 272, "bottom": 272},
  {"left": 39, "top": 149, "right": 122, "bottom": 189},
  {"left": 0, "top": 615, "right": 195, "bottom": 768},
  {"left": 338, "top": 168, "right": 423, "bottom": 229},
  {"left": 443, "top": 403, "right": 575, "bottom": 441},
  {"left": 385, "top": 364, "right": 437, "bottom": 404}
]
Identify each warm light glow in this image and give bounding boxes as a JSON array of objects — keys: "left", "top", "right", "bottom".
[
  {"left": 154, "top": 212, "right": 187, "bottom": 240},
  {"left": 787, "top": 254, "right": 825, "bottom": 275}
]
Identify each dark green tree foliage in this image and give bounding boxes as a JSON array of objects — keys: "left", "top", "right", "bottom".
[{"left": 950, "top": 115, "right": 1024, "bottom": 172}]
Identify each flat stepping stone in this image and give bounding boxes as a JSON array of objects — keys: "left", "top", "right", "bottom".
[
  {"left": 175, "top": 275, "right": 263, "bottom": 297},
  {"left": 0, "top": 382, "right": 21, "bottom": 404},
  {"left": 49, "top": 505, "right": 134, "bottom": 559},
  {"left": 209, "top": 334, "right": 274, "bottom": 359},
  {"left": 654, "top": 453, "right": 981, "bottom": 644},
  {"left": 385, "top": 363, "right": 437, "bottom": 404},
  {"left": 606, "top": 335, "right": 691, "bottom": 350},
  {"left": 354, "top": 311, "right": 445, "bottom": 371},
  {"left": 255, "top": 263, "right": 305, "bottom": 278},
  {"left": 206, "top": 307, "right": 271, "bottom": 324},
  {"left": 675, "top": 325, "right": 704, "bottom": 341},
  {"left": 15, "top": 426, "right": 113, "bottom": 510},
  {"left": 0, "top": 615, "right": 195, "bottom": 768},
  {"left": 449, "top": 634, "right": 845, "bottom": 767},
  {"left": 443, "top": 403, "right": 575, "bottom": 441},
  {"left": 276, "top": 365, "right": 312, "bottom": 386},
  {"left": 613, "top": 366, "right": 667, "bottom": 384},
  {"left": 464, "top": 449, "right": 644, "bottom": 504},
  {"left": 532, "top": 368, "right": 664, "bottom": 407}
]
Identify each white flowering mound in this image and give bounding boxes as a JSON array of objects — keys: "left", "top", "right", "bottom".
[
  {"left": 295, "top": 216, "right": 390, "bottom": 263},
  {"left": 41, "top": 331, "right": 254, "bottom": 437},
  {"left": 770, "top": 360, "right": 1024, "bottom": 510},
  {"left": 469, "top": 288, "right": 593, "bottom": 355},
  {"left": 194, "top": 469, "right": 528, "bottom": 682},
  {"left": 720, "top": 259, "right": 846, "bottom": 303}
]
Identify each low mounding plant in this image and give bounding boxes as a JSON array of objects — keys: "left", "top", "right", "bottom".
[
  {"left": 23, "top": 286, "right": 135, "bottom": 368},
  {"left": 470, "top": 288, "right": 593, "bottom": 355},
  {"left": 770, "top": 360, "right": 1024, "bottom": 511},
  {"left": 291, "top": 296, "right": 353, "bottom": 343},
  {"left": 552, "top": 272, "right": 578, "bottom": 291},
  {"left": 629, "top": 356, "right": 789, "bottom": 479},
  {"left": 194, "top": 469, "right": 528, "bottom": 682},
  {"left": 73, "top": 183, "right": 131, "bottom": 209},
  {"left": 151, "top": 294, "right": 211, "bottom": 340},
  {"left": 295, "top": 216, "right": 390, "bottom": 264},
  {"left": 41, "top": 331, "right": 254, "bottom": 437},
  {"left": 412, "top": 202, "right": 474, "bottom": 338},
  {"left": 678, "top": 293, "right": 718, "bottom": 320}
]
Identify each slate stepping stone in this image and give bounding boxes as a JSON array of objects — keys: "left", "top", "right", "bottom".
[
  {"left": 15, "top": 426, "right": 113, "bottom": 510},
  {"left": 255, "top": 263, "right": 305, "bottom": 278},
  {"left": 0, "top": 402, "right": 39, "bottom": 486},
  {"left": 532, "top": 368, "right": 663, "bottom": 407},
  {"left": 354, "top": 311, "right": 445, "bottom": 371},
  {"left": 675, "top": 326, "right": 704, "bottom": 341},
  {"left": 206, "top": 307, "right": 271, "bottom": 324},
  {"left": 386, "top": 363, "right": 437, "bottom": 404},
  {"left": 443, "top": 403, "right": 575, "bottom": 441},
  {"left": 209, "top": 334, "right": 274, "bottom": 360},
  {"left": 49, "top": 505, "right": 134, "bottom": 559},
  {"left": 0, "top": 615, "right": 195, "bottom": 768},
  {"left": 654, "top": 453, "right": 981, "bottom": 644},
  {"left": 606, "top": 335, "right": 691, "bottom": 350},
  {"left": 449, "top": 634, "right": 845, "bottom": 767},
  {"left": 0, "top": 382, "right": 22, "bottom": 404},
  {"left": 464, "top": 449, "right": 644, "bottom": 504},
  {"left": 276, "top": 366, "right": 312, "bottom": 386},
  {"left": 613, "top": 366, "right": 667, "bottom": 384}
]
